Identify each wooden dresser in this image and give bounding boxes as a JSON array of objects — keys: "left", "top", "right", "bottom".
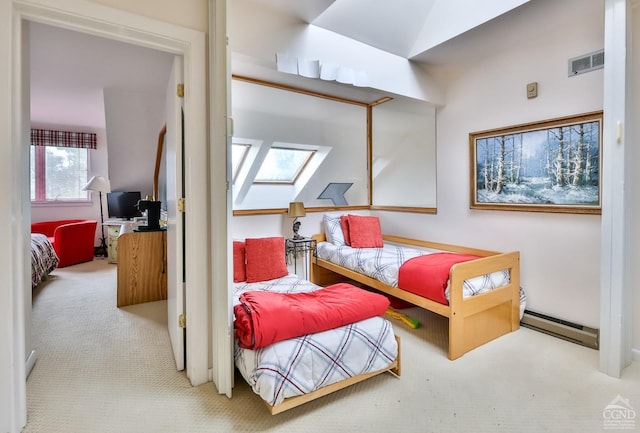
[{"left": 116, "top": 230, "right": 167, "bottom": 307}]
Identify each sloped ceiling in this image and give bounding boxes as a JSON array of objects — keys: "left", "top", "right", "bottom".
[
  {"left": 243, "top": 0, "right": 531, "bottom": 63},
  {"left": 30, "top": 22, "right": 174, "bottom": 129},
  {"left": 30, "top": 0, "right": 543, "bottom": 128}
]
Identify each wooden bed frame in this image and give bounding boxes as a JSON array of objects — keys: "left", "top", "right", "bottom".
[
  {"left": 266, "top": 335, "right": 401, "bottom": 415},
  {"left": 310, "top": 233, "right": 521, "bottom": 361}
]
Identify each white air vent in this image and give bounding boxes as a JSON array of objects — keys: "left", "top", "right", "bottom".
[{"left": 568, "top": 49, "right": 604, "bottom": 76}]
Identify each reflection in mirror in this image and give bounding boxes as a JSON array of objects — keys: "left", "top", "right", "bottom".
[
  {"left": 232, "top": 78, "right": 368, "bottom": 211},
  {"left": 372, "top": 98, "right": 437, "bottom": 210}
]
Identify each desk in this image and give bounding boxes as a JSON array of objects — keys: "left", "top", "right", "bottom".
[
  {"left": 286, "top": 238, "right": 317, "bottom": 280},
  {"left": 117, "top": 230, "right": 167, "bottom": 307}
]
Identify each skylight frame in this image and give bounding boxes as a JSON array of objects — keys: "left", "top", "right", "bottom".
[
  {"left": 253, "top": 146, "right": 316, "bottom": 185},
  {"left": 231, "top": 143, "right": 250, "bottom": 184}
]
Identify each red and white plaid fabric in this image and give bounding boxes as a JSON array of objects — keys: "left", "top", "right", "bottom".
[
  {"left": 31, "top": 128, "right": 97, "bottom": 149},
  {"left": 31, "top": 234, "right": 58, "bottom": 287}
]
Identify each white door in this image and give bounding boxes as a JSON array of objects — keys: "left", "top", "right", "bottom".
[{"left": 165, "top": 56, "right": 185, "bottom": 370}]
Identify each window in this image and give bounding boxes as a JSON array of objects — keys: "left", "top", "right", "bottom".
[
  {"left": 231, "top": 143, "right": 250, "bottom": 183},
  {"left": 30, "top": 129, "right": 96, "bottom": 202},
  {"left": 254, "top": 147, "right": 315, "bottom": 184}
]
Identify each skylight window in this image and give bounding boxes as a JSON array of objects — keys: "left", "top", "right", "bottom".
[
  {"left": 254, "top": 147, "right": 315, "bottom": 184},
  {"left": 231, "top": 143, "right": 250, "bottom": 183}
]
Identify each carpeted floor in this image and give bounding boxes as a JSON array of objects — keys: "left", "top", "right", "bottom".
[{"left": 25, "top": 259, "right": 640, "bottom": 432}]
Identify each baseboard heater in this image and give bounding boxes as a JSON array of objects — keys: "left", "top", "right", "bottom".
[{"left": 521, "top": 310, "right": 599, "bottom": 350}]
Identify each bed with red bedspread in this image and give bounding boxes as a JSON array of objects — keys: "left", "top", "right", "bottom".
[
  {"left": 233, "top": 237, "right": 399, "bottom": 414},
  {"left": 311, "top": 214, "right": 522, "bottom": 361}
]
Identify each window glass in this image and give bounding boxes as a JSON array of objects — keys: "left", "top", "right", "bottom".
[
  {"left": 231, "top": 143, "right": 250, "bottom": 182},
  {"left": 254, "top": 147, "right": 314, "bottom": 183},
  {"left": 31, "top": 146, "right": 90, "bottom": 202}
]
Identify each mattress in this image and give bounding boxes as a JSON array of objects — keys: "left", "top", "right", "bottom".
[{"left": 233, "top": 274, "right": 398, "bottom": 406}]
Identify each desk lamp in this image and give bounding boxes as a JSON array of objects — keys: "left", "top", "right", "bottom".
[
  {"left": 288, "top": 201, "right": 306, "bottom": 240},
  {"left": 83, "top": 175, "right": 111, "bottom": 257}
]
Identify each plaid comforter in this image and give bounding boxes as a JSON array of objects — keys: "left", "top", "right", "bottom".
[
  {"left": 234, "top": 274, "right": 398, "bottom": 406},
  {"left": 31, "top": 233, "right": 58, "bottom": 288},
  {"left": 316, "top": 241, "right": 511, "bottom": 302}
]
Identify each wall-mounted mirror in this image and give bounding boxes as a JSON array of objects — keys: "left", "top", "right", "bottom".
[
  {"left": 232, "top": 78, "right": 368, "bottom": 211},
  {"left": 372, "top": 98, "right": 437, "bottom": 210},
  {"left": 231, "top": 76, "right": 437, "bottom": 213}
]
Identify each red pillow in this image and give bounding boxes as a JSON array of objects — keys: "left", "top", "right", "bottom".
[
  {"left": 233, "top": 241, "right": 246, "bottom": 283},
  {"left": 340, "top": 215, "right": 351, "bottom": 246},
  {"left": 347, "top": 215, "right": 383, "bottom": 248},
  {"left": 245, "top": 237, "right": 288, "bottom": 282}
]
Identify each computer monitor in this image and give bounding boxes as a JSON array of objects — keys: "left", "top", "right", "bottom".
[{"left": 106, "top": 191, "right": 142, "bottom": 220}]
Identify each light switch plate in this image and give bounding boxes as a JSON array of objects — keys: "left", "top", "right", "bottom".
[{"left": 527, "top": 82, "right": 538, "bottom": 99}]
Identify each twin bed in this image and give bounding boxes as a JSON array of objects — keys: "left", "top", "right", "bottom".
[
  {"left": 233, "top": 274, "right": 399, "bottom": 414},
  {"left": 232, "top": 237, "right": 399, "bottom": 414},
  {"left": 311, "top": 214, "right": 523, "bottom": 361},
  {"left": 233, "top": 216, "right": 522, "bottom": 413},
  {"left": 31, "top": 233, "right": 58, "bottom": 288}
]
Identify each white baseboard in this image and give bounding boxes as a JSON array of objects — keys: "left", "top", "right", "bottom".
[{"left": 25, "top": 350, "right": 37, "bottom": 378}]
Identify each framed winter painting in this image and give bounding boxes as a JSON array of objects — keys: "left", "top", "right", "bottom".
[{"left": 469, "top": 111, "right": 602, "bottom": 214}]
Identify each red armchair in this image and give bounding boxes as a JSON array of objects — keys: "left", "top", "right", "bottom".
[{"left": 31, "top": 219, "right": 98, "bottom": 268}]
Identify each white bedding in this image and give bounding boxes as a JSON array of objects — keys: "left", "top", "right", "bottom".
[
  {"left": 316, "top": 241, "right": 521, "bottom": 306},
  {"left": 233, "top": 274, "right": 398, "bottom": 407}
]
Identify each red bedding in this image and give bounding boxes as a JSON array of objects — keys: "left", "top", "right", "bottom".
[
  {"left": 234, "top": 283, "right": 389, "bottom": 349},
  {"left": 397, "top": 253, "right": 479, "bottom": 305}
]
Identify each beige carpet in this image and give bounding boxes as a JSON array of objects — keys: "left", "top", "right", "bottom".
[{"left": 25, "top": 259, "right": 640, "bottom": 433}]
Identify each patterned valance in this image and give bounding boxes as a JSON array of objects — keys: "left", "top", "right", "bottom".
[{"left": 31, "top": 128, "right": 97, "bottom": 149}]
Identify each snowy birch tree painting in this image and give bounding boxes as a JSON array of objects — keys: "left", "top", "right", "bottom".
[{"left": 470, "top": 112, "right": 602, "bottom": 214}]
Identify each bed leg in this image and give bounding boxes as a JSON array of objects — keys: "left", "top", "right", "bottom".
[
  {"left": 448, "top": 311, "right": 464, "bottom": 360},
  {"left": 391, "top": 335, "right": 401, "bottom": 376}
]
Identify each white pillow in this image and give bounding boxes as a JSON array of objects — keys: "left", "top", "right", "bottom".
[{"left": 323, "top": 214, "right": 346, "bottom": 246}]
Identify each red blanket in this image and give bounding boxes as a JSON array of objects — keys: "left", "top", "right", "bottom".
[
  {"left": 234, "top": 283, "right": 389, "bottom": 349},
  {"left": 397, "top": 253, "right": 479, "bottom": 305}
]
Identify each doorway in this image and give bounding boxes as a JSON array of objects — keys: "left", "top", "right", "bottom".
[
  {"left": 4, "top": 3, "right": 211, "bottom": 430},
  {"left": 29, "top": 18, "right": 185, "bottom": 365}
]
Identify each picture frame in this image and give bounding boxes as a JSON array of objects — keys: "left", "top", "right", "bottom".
[{"left": 469, "top": 111, "right": 603, "bottom": 214}]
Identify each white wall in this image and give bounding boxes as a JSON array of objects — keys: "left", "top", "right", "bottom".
[
  {"left": 631, "top": 5, "right": 640, "bottom": 353},
  {"left": 91, "top": 0, "right": 208, "bottom": 33},
  {"left": 379, "top": 0, "right": 605, "bottom": 329},
  {"left": 104, "top": 89, "right": 166, "bottom": 198}
]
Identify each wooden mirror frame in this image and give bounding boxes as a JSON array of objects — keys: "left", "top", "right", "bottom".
[{"left": 231, "top": 76, "right": 437, "bottom": 216}]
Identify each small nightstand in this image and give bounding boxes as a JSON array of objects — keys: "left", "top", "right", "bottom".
[{"left": 285, "top": 238, "right": 317, "bottom": 280}]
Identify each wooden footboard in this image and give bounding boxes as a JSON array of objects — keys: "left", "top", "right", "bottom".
[
  {"left": 310, "top": 234, "right": 520, "bottom": 360},
  {"left": 267, "top": 335, "right": 401, "bottom": 415}
]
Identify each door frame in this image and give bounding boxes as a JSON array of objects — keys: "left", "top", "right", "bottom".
[
  {"left": 3, "top": 1, "right": 209, "bottom": 430},
  {"left": 209, "top": 0, "right": 234, "bottom": 398}
]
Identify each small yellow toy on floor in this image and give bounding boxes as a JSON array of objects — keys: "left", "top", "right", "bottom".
[{"left": 385, "top": 308, "right": 420, "bottom": 329}]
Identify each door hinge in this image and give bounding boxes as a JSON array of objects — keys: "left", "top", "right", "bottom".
[
  {"left": 178, "top": 197, "right": 185, "bottom": 213},
  {"left": 177, "top": 83, "right": 184, "bottom": 98},
  {"left": 179, "top": 314, "right": 186, "bottom": 328}
]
